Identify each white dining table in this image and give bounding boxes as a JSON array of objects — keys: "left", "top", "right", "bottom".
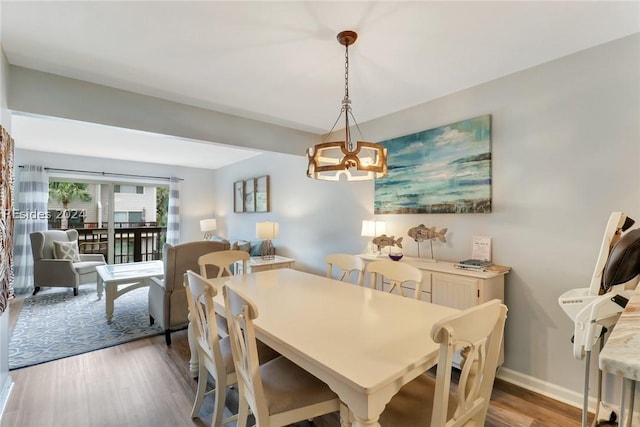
[{"left": 205, "top": 268, "right": 459, "bottom": 427}]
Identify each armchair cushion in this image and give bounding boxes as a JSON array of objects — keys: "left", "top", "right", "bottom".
[
  {"left": 73, "top": 261, "right": 107, "bottom": 275},
  {"left": 53, "top": 240, "right": 81, "bottom": 262}
]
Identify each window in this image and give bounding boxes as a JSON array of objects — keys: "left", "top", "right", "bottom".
[{"left": 114, "top": 185, "right": 144, "bottom": 194}]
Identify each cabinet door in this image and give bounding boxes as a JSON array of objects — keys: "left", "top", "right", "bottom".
[{"left": 432, "top": 273, "right": 479, "bottom": 310}]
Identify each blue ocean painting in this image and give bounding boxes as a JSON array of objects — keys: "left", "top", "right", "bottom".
[{"left": 374, "top": 115, "right": 491, "bottom": 214}]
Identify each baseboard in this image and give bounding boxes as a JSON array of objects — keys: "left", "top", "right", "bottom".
[
  {"left": 498, "top": 368, "right": 640, "bottom": 423},
  {"left": 497, "top": 367, "right": 595, "bottom": 411}
]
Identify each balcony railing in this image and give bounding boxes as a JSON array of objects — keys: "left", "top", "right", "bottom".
[{"left": 72, "top": 223, "right": 167, "bottom": 264}]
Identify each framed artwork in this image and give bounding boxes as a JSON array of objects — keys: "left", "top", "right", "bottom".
[
  {"left": 233, "top": 181, "right": 244, "bottom": 213},
  {"left": 255, "top": 175, "right": 270, "bottom": 212},
  {"left": 244, "top": 178, "right": 256, "bottom": 213},
  {"left": 0, "top": 126, "right": 14, "bottom": 314},
  {"left": 374, "top": 114, "right": 492, "bottom": 214}
]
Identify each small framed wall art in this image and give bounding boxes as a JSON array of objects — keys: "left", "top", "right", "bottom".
[
  {"left": 244, "top": 178, "right": 256, "bottom": 213},
  {"left": 234, "top": 175, "right": 271, "bottom": 213},
  {"left": 255, "top": 175, "right": 270, "bottom": 212},
  {"left": 233, "top": 181, "right": 244, "bottom": 213}
]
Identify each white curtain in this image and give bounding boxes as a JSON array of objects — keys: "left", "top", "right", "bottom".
[
  {"left": 12, "top": 165, "right": 49, "bottom": 295},
  {"left": 166, "top": 177, "right": 180, "bottom": 245}
]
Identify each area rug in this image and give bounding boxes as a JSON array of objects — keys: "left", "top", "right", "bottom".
[{"left": 9, "top": 286, "right": 163, "bottom": 370}]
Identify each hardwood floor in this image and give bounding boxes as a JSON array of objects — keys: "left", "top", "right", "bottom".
[{"left": 3, "top": 296, "right": 595, "bottom": 427}]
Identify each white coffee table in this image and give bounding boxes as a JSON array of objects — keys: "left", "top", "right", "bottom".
[{"left": 95, "top": 260, "right": 164, "bottom": 321}]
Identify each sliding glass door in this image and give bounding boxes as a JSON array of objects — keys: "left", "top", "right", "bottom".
[{"left": 47, "top": 179, "right": 169, "bottom": 264}]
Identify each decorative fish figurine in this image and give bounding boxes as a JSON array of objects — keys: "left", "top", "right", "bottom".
[
  {"left": 408, "top": 224, "right": 448, "bottom": 243},
  {"left": 372, "top": 234, "right": 403, "bottom": 249}
]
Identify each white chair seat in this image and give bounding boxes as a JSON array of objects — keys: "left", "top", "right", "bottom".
[
  {"left": 260, "top": 356, "right": 339, "bottom": 416},
  {"left": 379, "top": 373, "right": 456, "bottom": 426}
]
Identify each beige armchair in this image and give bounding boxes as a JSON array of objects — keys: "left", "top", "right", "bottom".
[
  {"left": 30, "top": 229, "right": 106, "bottom": 296},
  {"left": 148, "top": 240, "right": 230, "bottom": 346}
]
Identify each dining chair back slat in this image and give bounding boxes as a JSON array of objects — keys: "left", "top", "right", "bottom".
[
  {"left": 199, "top": 249, "right": 250, "bottom": 278},
  {"left": 366, "top": 259, "right": 423, "bottom": 299},
  {"left": 325, "top": 253, "right": 365, "bottom": 286}
]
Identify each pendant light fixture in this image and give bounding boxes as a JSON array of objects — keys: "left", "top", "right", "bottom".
[{"left": 306, "top": 30, "right": 387, "bottom": 181}]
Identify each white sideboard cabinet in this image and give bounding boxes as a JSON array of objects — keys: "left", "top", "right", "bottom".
[{"left": 359, "top": 254, "right": 508, "bottom": 309}]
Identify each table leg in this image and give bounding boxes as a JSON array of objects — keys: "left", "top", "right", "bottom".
[
  {"left": 351, "top": 416, "right": 380, "bottom": 427},
  {"left": 620, "top": 378, "right": 636, "bottom": 427},
  {"left": 339, "top": 403, "right": 352, "bottom": 427},
  {"left": 97, "top": 276, "right": 104, "bottom": 300},
  {"left": 105, "top": 282, "right": 116, "bottom": 321}
]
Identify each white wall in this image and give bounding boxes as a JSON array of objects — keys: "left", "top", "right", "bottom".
[
  {"left": 211, "top": 34, "right": 640, "bottom": 408},
  {"left": 8, "top": 66, "right": 320, "bottom": 156},
  {"left": 211, "top": 151, "right": 373, "bottom": 272}
]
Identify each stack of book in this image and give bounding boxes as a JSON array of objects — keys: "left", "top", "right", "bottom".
[{"left": 454, "top": 259, "right": 493, "bottom": 271}]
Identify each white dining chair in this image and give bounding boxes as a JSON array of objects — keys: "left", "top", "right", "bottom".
[
  {"left": 223, "top": 284, "right": 343, "bottom": 427},
  {"left": 199, "top": 249, "right": 250, "bottom": 278},
  {"left": 184, "top": 270, "right": 279, "bottom": 427},
  {"left": 366, "top": 259, "right": 424, "bottom": 299},
  {"left": 199, "top": 249, "right": 251, "bottom": 338},
  {"left": 325, "top": 253, "right": 365, "bottom": 286},
  {"left": 184, "top": 270, "right": 237, "bottom": 427},
  {"left": 379, "top": 299, "right": 508, "bottom": 427}
]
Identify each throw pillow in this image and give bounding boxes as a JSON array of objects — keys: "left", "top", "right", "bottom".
[
  {"left": 53, "top": 240, "right": 82, "bottom": 262},
  {"left": 231, "top": 240, "right": 251, "bottom": 253}
]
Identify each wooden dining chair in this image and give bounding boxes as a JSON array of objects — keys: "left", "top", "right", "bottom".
[
  {"left": 379, "top": 299, "right": 508, "bottom": 427},
  {"left": 223, "top": 284, "right": 342, "bottom": 427},
  {"left": 184, "top": 270, "right": 237, "bottom": 427},
  {"left": 199, "top": 249, "right": 251, "bottom": 337},
  {"left": 366, "top": 259, "right": 424, "bottom": 299},
  {"left": 325, "top": 253, "right": 365, "bottom": 286}
]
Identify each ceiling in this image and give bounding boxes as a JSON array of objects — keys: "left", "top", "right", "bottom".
[{"left": 2, "top": 1, "right": 639, "bottom": 169}]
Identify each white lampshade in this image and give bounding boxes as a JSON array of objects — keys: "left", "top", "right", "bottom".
[
  {"left": 200, "top": 218, "right": 217, "bottom": 232},
  {"left": 361, "top": 220, "right": 385, "bottom": 237},
  {"left": 256, "top": 221, "right": 279, "bottom": 240}
]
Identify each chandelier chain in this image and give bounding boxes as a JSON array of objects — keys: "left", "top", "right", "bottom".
[{"left": 344, "top": 44, "right": 350, "bottom": 102}]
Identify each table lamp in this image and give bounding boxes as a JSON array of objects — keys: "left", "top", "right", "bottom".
[
  {"left": 199, "top": 218, "right": 217, "bottom": 240},
  {"left": 361, "top": 219, "right": 386, "bottom": 254},
  {"left": 256, "top": 221, "right": 279, "bottom": 260}
]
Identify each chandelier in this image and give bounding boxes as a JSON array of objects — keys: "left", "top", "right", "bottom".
[{"left": 306, "top": 30, "right": 387, "bottom": 181}]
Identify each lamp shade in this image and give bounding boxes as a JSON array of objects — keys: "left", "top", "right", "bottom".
[
  {"left": 256, "top": 221, "right": 279, "bottom": 240},
  {"left": 200, "top": 218, "right": 217, "bottom": 233},
  {"left": 361, "top": 220, "right": 385, "bottom": 237}
]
